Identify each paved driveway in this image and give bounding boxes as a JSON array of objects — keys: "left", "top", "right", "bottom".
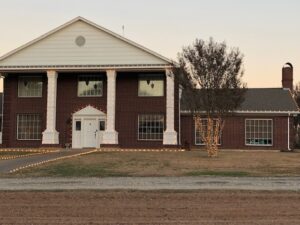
[
  {"left": 0, "top": 177, "right": 300, "bottom": 191},
  {"left": 0, "top": 149, "right": 93, "bottom": 173}
]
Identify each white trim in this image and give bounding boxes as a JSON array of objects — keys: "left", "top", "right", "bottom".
[
  {"left": 0, "top": 64, "right": 171, "bottom": 71},
  {"left": 245, "top": 118, "right": 273, "bottom": 147},
  {"left": 181, "top": 110, "right": 300, "bottom": 115},
  {"left": 0, "top": 17, "right": 172, "bottom": 65}
]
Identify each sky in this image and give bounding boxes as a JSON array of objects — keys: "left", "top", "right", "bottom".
[{"left": 0, "top": 0, "right": 299, "bottom": 89}]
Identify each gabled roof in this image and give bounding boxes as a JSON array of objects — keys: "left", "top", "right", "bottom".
[
  {"left": 0, "top": 17, "right": 172, "bottom": 70},
  {"left": 181, "top": 88, "right": 299, "bottom": 114}
]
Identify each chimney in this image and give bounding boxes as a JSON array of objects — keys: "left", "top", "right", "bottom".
[{"left": 282, "top": 62, "right": 293, "bottom": 91}]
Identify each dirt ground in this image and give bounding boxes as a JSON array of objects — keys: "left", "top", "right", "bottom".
[{"left": 1, "top": 191, "right": 300, "bottom": 225}]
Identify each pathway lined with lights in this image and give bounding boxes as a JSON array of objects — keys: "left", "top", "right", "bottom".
[{"left": 0, "top": 149, "right": 95, "bottom": 173}]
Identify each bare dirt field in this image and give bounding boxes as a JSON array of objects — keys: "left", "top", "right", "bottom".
[
  {"left": 13, "top": 150, "right": 300, "bottom": 177},
  {"left": 1, "top": 190, "right": 300, "bottom": 225}
]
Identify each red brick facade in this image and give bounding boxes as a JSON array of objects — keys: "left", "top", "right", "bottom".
[
  {"left": 181, "top": 114, "right": 295, "bottom": 150},
  {"left": 1, "top": 72, "right": 294, "bottom": 150}
]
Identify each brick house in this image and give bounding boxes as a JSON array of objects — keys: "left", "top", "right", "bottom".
[{"left": 0, "top": 17, "right": 298, "bottom": 150}]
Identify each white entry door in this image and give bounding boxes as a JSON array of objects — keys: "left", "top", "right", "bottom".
[{"left": 83, "top": 119, "right": 98, "bottom": 148}]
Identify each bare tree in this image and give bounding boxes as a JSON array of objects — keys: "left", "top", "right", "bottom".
[{"left": 173, "top": 38, "right": 247, "bottom": 157}]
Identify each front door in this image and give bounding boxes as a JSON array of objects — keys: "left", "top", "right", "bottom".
[{"left": 83, "top": 119, "right": 98, "bottom": 148}]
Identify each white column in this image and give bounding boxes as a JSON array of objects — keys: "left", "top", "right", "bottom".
[
  {"left": 102, "top": 70, "right": 118, "bottom": 144},
  {"left": 42, "top": 70, "right": 59, "bottom": 144},
  {"left": 163, "top": 69, "right": 178, "bottom": 145}
]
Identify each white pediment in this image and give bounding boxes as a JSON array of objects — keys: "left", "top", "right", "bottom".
[
  {"left": 73, "top": 106, "right": 106, "bottom": 117},
  {"left": 0, "top": 17, "right": 171, "bottom": 69}
]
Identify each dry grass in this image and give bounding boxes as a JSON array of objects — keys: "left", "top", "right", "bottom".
[{"left": 14, "top": 150, "right": 300, "bottom": 177}]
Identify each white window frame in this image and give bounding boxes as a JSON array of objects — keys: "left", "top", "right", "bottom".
[
  {"left": 195, "top": 118, "right": 222, "bottom": 146},
  {"left": 77, "top": 75, "right": 103, "bottom": 97},
  {"left": 138, "top": 114, "right": 164, "bottom": 141},
  {"left": 17, "top": 114, "right": 42, "bottom": 141},
  {"left": 138, "top": 75, "right": 164, "bottom": 97},
  {"left": 18, "top": 76, "right": 43, "bottom": 98},
  {"left": 245, "top": 118, "right": 273, "bottom": 147}
]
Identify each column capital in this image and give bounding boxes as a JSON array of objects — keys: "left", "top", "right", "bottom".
[{"left": 47, "top": 70, "right": 58, "bottom": 77}]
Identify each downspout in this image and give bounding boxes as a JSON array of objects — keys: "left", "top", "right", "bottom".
[
  {"left": 0, "top": 74, "right": 4, "bottom": 145},
  {"left": 288, "top": 113, "right": 291, "bottom": 151},
  {"left": 178, "top": 88, "right": 182, "bottom": 146}
]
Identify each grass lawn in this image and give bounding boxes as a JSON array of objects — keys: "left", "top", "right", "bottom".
[{"left": 12, "top": 150, "right": 300, "bottom": 177}]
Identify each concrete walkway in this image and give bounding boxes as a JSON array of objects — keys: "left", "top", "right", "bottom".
[
  {"left": 0, "top": 177, "right": 300, "bottom": 191},
  {"left": 0, "top": 149, "right": 93, "bottom": 173}
]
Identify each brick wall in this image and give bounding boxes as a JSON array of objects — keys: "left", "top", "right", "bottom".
[{"left": 181, "top": 114, "right": 293, "bottom": 150}]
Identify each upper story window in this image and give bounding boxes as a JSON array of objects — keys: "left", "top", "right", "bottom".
[
  {"left": 245, "top": 119, "right": 273, "bottom": 146},
  {"left": 138, "top": 75, "right": 164, "bottom": 97},
  {"left": 18, "top": 76, "right": 43, "bottom": 97},
  {"left": 78, "top": 75, "right": 103, "bottom": 97}
]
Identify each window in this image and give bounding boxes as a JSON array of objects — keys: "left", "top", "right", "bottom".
[
  {"left": 99, "top": 121, "right": 105, "bottom": 131},
  {"left": 17, "top": 114, "right": 42, "bottom": 140},
  {"left": 138, "top": 114, "right": 164, "bottom": 140},
  {"left": 195, "top": 119, "right": 221, "bottom": 145},
  {"left": 18, "top": 76, "right": 43, "bottom": 97},
  {"left": 138, "top": 75, "right": 164, "bottom": 97},
  {"left": 75, "top": 121, "right": 81, "bottom": 131},
  {"left": 245, "top": 119, "right": 273, "bottom": 146},
  {"left": 78, "top": 75, "right": 103, "bottom": 97}
]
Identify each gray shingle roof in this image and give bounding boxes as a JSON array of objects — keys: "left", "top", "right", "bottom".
[{"left": 181, "top": 88, "right": 299, "bottom": 113}]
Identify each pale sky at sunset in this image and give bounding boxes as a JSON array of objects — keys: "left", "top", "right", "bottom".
[{"left": 0, "top": 0, "right": 299, "bottom": 90}]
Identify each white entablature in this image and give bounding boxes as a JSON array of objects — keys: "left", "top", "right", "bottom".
[{"left": 0, "top": 17, "right": 172, "bottom": 70}]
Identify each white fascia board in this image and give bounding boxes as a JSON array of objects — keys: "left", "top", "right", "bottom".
[
  {"left": 180, "top": 110, "right": 300, "bottom": 115},
  {"left": 0, "top": 64, "right": 173, "bottom": 72}
]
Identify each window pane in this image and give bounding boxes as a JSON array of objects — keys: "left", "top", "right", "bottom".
[
  {"left": 245, "top": 119, "right": 273, "bottom": 146},
  {"left": 76, "top": 121, "right": 81, "bottom": 131},
  {"left": 78, "top": 75, "right": 103, "bottom": 97},
  {"left": 138, "top": 114, "right": 164, "bottom": 140},
  {"left": 18, "top": 77, "right": 43, "bottom": 97},
  {"left": 17, "top": 114, "right": 42, "bottom": 140},
  {"left": 138, "top": 75, "right": 164, "bottom": 97}
]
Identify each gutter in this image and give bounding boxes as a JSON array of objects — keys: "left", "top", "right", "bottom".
[{"left": 288, "top": 113, "right": 291, "bottom": 151}]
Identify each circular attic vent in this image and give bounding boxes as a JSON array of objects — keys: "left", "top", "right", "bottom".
[{"left": 75, "top": 36, "right": 86, "bottom": 47}]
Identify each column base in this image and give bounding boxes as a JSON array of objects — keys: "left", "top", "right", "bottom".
[
  {"left": 102, "top": 130, "right": 118, "bottom": 145},
  {"left": 163, "top": 131, "right": 178, "bottom": 145},
  {"left": 42, "top": 130, "right": 59, "bottom": 145}
]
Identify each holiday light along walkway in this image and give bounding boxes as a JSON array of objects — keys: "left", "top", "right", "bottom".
[{"left": 0, "top": 149, "right": 95, "bottom": 173}]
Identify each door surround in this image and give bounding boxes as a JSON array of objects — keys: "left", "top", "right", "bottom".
[{"left": 72, "top": 105, "right": 106, "bottom": 149}]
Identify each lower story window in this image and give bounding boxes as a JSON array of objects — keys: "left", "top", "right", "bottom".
[
  {"left": 17, "top": 114, "right": 42, "bottom": 140},
  {"left": 195, "top": 119, "right": 221, "bottom": 145},
  {"left": 245, "top": 119, "right": 273, "bottom": 146},
  {"left": 138, "top": 114, "right": 164, "bottom": 140}
]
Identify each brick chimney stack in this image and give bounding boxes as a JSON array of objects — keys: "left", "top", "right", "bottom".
[{"left": 282, "top": 63, "right": 293, "bottom": 91}]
